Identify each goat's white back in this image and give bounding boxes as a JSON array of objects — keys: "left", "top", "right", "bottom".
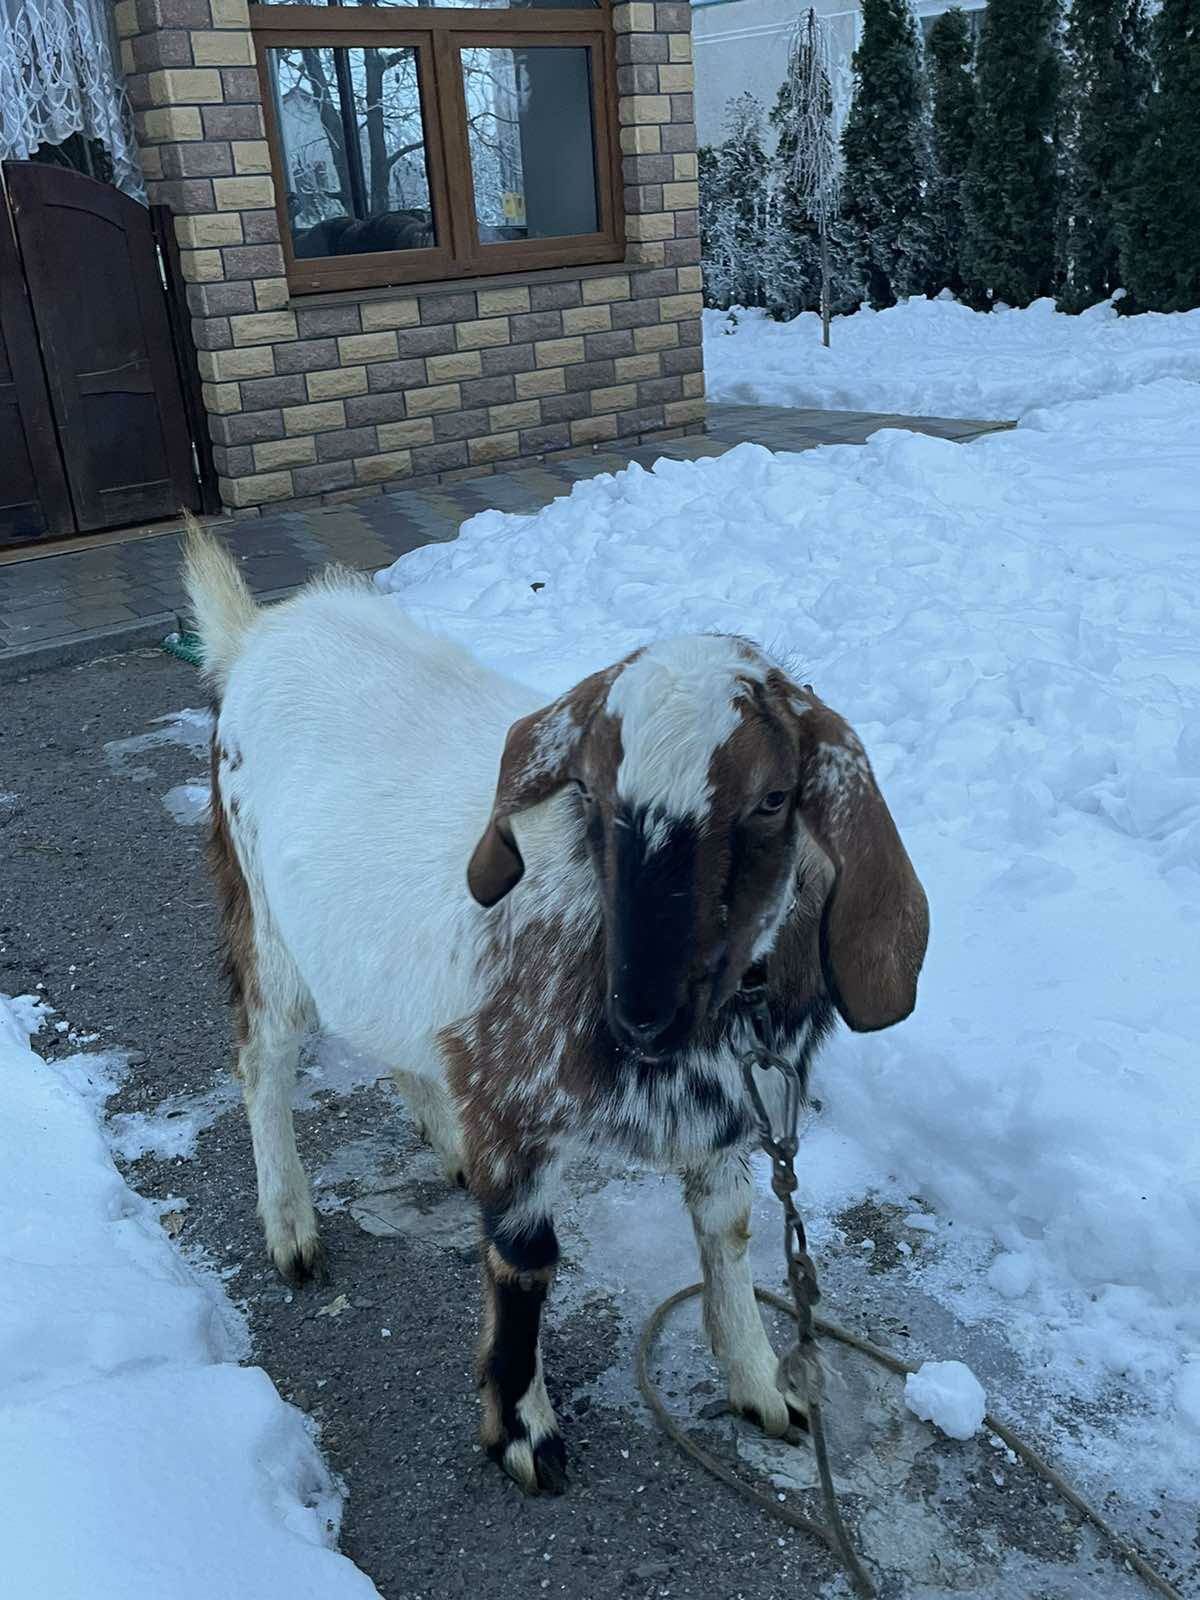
[{"left": 218, "top": 581, "right": 542, "bottom": 1066}]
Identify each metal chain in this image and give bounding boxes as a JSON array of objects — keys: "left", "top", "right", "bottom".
[
  {"left": 638, "top": 987, "right": 1182, "bottom": 1600},
  {"left": 738, "top": 989, "right": 878, "bottom": 1600}
]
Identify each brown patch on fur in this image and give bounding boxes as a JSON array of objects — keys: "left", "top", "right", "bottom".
[
  {"left": 476, "top": 1258, "right": 504, "bottom": 1446},
  {"left": 485, "top": 1243, "right": 555, "bottom": 1291},
  {"left": 727, "top": 1210, "right": 753, "bottom": 1254},
  {"left": 447, "top": 795, "right": 611, "bottom": 1200},
  {"left": 701, "top": 665, "right": 928, "bottom": 1032},
  {"left": 466, "top": 656, "right": 636, "bottom": 908},
  {"left": 783, "top": 683, "right": 929, "bottom": 1031},
  {"left": 207, "top": 731, "right": 260, "bottom": 1052}
]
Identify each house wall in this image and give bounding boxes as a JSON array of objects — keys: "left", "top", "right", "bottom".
[
  {"left": 692, "top": 0, "right": 985, "bottom": 152},
  {"left": 111, "top": 0, "right": 705, "bottom": 513}
]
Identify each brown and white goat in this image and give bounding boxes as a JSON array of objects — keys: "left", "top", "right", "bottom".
[{"left": 183, "top": 523, "right": 929, "bottom": 1495}]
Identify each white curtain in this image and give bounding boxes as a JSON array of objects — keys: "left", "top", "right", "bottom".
[{"left": 0, "top": 0, "right": 145, "bottom": 199}]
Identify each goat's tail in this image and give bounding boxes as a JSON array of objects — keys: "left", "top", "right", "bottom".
[{"left": 181, "top": 513, "right": 259, "bottom": 694}]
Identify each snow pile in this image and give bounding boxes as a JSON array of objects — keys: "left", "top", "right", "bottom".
[
  {"left": 0, "top": 995, "right": 378, "bottom": 1600},
  {"left": 905, "top": 1361, "right": 987, "bottom": 1441},
  {"left": 376, "top": 375, "right": 1200, "bottom": 1495},
  {"left": 703, "top": 295, "right": 1200, "bottom": 418}
]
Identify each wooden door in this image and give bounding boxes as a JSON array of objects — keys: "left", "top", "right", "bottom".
[
  {"left": 0, "top": 196, "right": 74, "bottom": 546},
  {"left": 4, "top": 162, "right": 200, "bottom": 532}
]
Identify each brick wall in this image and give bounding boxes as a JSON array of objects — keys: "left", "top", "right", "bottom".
[{"left": 113, "top": 0, "right": 706, "bottom": 513}]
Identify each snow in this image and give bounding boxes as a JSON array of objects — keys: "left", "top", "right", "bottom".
[
  {"left": 904, "top": 1360, "right": 988, "bottom": 1441},
  {"left": 161, "top": 780, "right": 210, "bottom": 826},
  {"left": 0, "top": 994, "right": 378, "bottom": 1600},
  {"left": 1178, "top": 1362, "right": 1200, "bottom": 1433},
  {"left": 703, "top": 295, "right": 1200, "bottom": 419},
  {"left": 103, "top": 706, "right": 213, "bottom": 773},
  {"left": 375, "top": 367, "right": 1200, "bottom": 1518}
]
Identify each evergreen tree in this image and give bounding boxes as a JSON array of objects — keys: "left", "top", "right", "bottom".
[
  {"left": 1059, "top": 0, "right": 1151, "bottom": 311},
  {"left": 961, "top": 0, "right": 1062, "bottom": 306},
  {"left": 840, "top": 0, "right": 936, "bottom": 307},
  {"left": 926, "top": 7, "right": 976, "bottom": 296},
  {"left": 1119, "top": 0, "right": 1200, "bottom": 312},
  {"left": 698, "top": 94, "right": 772, "bottom": 309}
]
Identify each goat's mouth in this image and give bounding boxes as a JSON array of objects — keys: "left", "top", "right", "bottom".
[{"left": 606, "top": 982, "right": 721, "bottom": 1063}]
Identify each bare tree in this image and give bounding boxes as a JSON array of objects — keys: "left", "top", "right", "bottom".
[{"left": 783, "top": 9, "right": 842, "bottom": 345}]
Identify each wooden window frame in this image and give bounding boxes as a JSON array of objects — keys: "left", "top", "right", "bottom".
[{"left": 251, "top": 2, "right": 625, "bottom": 296}]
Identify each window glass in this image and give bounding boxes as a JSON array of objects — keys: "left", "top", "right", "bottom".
[
  {"left": 461, "top": 46, "right": 599, "bottom": 243},
  {"left": 268, "top": 45, "right": 435, "bottom": 257}
]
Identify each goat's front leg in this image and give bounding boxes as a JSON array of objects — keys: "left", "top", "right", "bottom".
[
  {"left": 682, "top": 1150, "right": 807, "bottom": 1438},
  {"left": 475, "top": 1170, "right": 567, "bottom": 1495}
]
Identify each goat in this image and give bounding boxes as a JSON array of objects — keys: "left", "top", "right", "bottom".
[{"left": 183, "top": 522, "right": 929, "bottom": 1496}]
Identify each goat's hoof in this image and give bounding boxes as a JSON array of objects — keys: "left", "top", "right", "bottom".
[
  {"left": 271, "top": 1232, "right": 326, "bottom": 1288},
  {"left": 730, "top": 1372, "right": 808, "bottom": 1442},
  {"left": 739, "top": 1400, "right": 808, "bottom": 1443},
  {"left": 442, "top": 1157, "right": 469, "bottom": 1191},
  {"left": 410, "top": 1116, "right": 468, "bottom": 1191},
  {"left": 490, "top": 1429, "right": 569, "bottom": 1496}
]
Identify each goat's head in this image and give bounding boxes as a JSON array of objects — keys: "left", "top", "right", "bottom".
[{"left": 468, "top": 637, "right": 929, "bottom": 1058}]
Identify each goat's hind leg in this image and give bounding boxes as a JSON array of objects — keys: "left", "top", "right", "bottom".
[
  {"left": 682, "top": 1151, "right": 807, "bottom": 1438},
  {"left": 213, "top": 764, "right": 321, "bottom": 1283},
  {"left": 240, "top": 996, "right": 323, "bottom": 1284},
  {"left": 392, "top": 1068, "right": 467, "bottom": 1189}
]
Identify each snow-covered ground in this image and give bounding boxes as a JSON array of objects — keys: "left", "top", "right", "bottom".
[
  {"left": 704, "top": 294, "right": 1200, "bottom": 419},
  {"left": 21, "top": 308, "right": 1196, "bottom": 1593},
  {"left": 375, "top": 371, "right": 1200, "bottom": 1567},
  {"left": 0, "top": 994, "right": 379, "bottom": 1600}
]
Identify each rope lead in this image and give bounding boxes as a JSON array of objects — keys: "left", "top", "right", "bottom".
[{"left": 636, "top": 1282, "right": 1186, "bottom": 1600}]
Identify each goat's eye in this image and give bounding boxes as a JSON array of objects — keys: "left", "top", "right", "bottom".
[
  {"left": 756, "top": 790, "right": 789, "bottom": 816},
  {"left": 574, "top": 780, "right": 594, "bottom": 805}
]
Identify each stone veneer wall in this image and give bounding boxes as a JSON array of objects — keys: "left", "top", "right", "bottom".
[{"left": 111, "top": 0, "right": 706, "bottom": 513}]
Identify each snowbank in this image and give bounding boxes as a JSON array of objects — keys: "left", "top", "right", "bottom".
[
  {"left": 703, "top": 295, "right": 1200, "bottom": 419},
  {"left": 0, "top": 996, "right": 378, "bottom": 1600},
  {"left": 376, "top": 376, "right": 1200, "bottom": 1492}
]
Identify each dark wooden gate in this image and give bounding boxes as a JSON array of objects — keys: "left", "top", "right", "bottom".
[
  {"left": 0, "top": 162, "right": 207, "bottom": 547},
  {"left": 0, "top": 183, "right": 74, "bottom": 545}
]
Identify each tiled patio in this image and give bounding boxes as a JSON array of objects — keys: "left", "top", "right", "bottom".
[{"left": 0, "top": 403, "right": 1010, "bottom": 675}]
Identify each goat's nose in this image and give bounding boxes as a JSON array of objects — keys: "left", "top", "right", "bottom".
[
  {"left": 624, "top": 1013, "right": 670, "bottom": 1043},
  {"left": 611, "top": 1000, "right": 674, "bottom": 1047}
]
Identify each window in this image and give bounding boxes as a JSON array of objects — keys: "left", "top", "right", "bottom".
[{"left": 251, "top": 0, "right": 623, "bottom": 294}]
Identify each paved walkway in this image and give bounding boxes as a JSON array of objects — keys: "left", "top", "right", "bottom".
[{"left": 0, "top": 403, "right": 1009, "bottom": 677}]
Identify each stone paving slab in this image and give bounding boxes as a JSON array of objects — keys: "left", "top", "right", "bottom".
[
  {"left": 706, "top": 402, "right": 1013, "bottom": 449},
  {"left": 0, "top": 404, "right": 1013, "bottom": 677}
]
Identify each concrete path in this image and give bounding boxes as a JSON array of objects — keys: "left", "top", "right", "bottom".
[{"left": 0, "top": 403, "right": 1011, "bottom": 679}]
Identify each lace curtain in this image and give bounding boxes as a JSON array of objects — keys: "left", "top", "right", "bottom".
[{"left": 0, "top": 0, "right": 145, "bottom": 199}]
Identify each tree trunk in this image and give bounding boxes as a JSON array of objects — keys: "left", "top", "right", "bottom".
[
  {"left": 364, "top": 51, "right": 391, "bottom": 216},
  {"left": 300, "top": 49, "right": 354, "bottom": 214},
  {"left": 820, "top": 222, "right": 832, "bottom": 346}
]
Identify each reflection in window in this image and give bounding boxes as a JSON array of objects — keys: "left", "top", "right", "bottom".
[
  {"left": 268, "top": 45, "right": 434, "bottom": 258},
  {"left": 461, "top": 46, "right": 598, "bottom": 244}
]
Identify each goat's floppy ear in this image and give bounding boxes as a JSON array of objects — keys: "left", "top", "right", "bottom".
[
  {"left": 467, "top": 668, "right": 616, "bottom": 908},
  {"left": 792, "top": 689, "right": 929, "bottom": 1032}
]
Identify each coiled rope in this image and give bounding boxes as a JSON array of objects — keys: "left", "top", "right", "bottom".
[{"left": 636, "top": 1282, "right": 1185, "bottom": 1600}]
